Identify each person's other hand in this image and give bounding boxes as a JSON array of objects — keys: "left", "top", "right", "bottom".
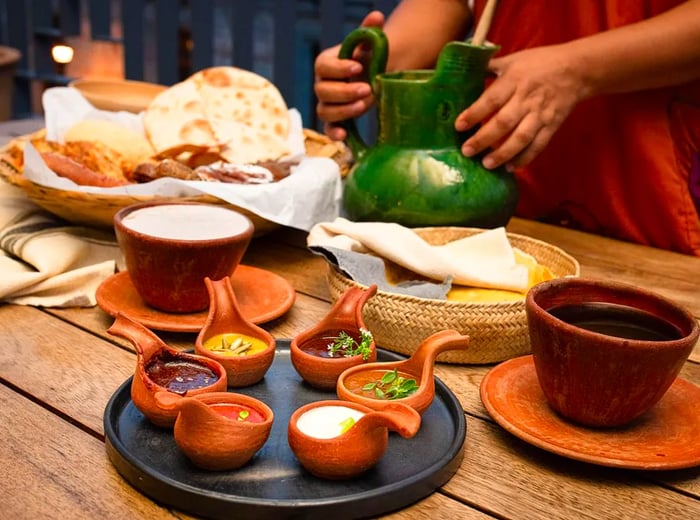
[
  {"left": 455, "top": 44, "right": 587, "bottom": 170},
  {"left": 314, "top": 11, "right": 385, "bottom": 141}
]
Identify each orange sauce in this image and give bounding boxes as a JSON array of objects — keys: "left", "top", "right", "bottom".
[{"left": 343, "top": 369, "right": 419, "bottom": 400}]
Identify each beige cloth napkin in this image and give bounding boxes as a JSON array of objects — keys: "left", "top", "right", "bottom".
[
  {"left": 0, "top": 181, "right": 120, "bottom": 307},
  {"left": 307, "top": 217, "right": 530, "bottom": 292}
]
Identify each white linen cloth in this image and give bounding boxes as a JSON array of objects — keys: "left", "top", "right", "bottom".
[
  {"left": 307, "top": 217, "right": 530, "bottom": 292},
  {"left": 0, "top": 182, "right": 120, "bottom": 307}
]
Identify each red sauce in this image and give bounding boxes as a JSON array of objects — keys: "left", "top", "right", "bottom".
[
  {"left": 146, "top": 351, "right": 219, "bottom": 395},
  {"left": 300, "top": 328, "right": 360, "bottom": 358},
  {"left": 344, "top": 369, "right": 419, "bottom": 400},
  {"left": 210, "top": 403, "right": 266, "bottom": 423}
]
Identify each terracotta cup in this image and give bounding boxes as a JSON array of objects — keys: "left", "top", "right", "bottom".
[
  {"left": 195, "top": 277, "right": 276, "bottom": 387},
  {"left": 107, "top": 312, "right": 227, "bottom": 428},
  {"left": 291, "top": 285, "right": 378, "bottom": 390},
  {"left": 287, "top": 399, "right": 420, "bottom": 479},
  {"left": 156, "top": 391, "right": 274, "bottom": 471},
  {"left": 113, "top": 201, "right": 254, "bottom": 313},
  {"left": 526, "top": 277, "right": 699, "bottom": 428}
]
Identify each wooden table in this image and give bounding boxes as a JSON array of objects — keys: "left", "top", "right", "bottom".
[{"left": 1, "top": 119, "right": 699, "bottom": 519}]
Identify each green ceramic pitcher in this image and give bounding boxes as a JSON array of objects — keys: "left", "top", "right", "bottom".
[{"left": 339, "top": 27, "right": 518, "bottom": 228}]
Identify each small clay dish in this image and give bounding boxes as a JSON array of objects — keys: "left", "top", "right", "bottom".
[
  {"left": 337, "top": 329, "right": 470, "bottom": 415},
  {"left": 195, "top": 277, "right": 276, "bottom": 387},
  {"left": 114, "top": 201, "right": 254, "bottom": 313},
  {"left": 156, "top": 391, "right": 274, "bottom": 471},
  {"left": 107, "top": 312, "right": 227, "bottom": 428},
  {"left": 287, "top": 399, "right": 420, "bottom": 479},
  {"left": 291, "top": 284, "right": 377, "bottom": 390}
]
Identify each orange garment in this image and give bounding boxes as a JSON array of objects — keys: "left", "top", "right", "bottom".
[{"left": 473, "top": 0, "right": 700, "bottom": 255}]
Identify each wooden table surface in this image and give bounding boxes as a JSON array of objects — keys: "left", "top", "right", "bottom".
[{"left": 1, "top": 119, "right": 699, "bottom": 519}]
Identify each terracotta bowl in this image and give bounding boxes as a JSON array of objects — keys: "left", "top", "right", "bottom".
[
  {"left": 156, "top": 391, "right": 273, "bottom": 471},
  {"left": 107, "top": 313, "right": 227, "bottom": 428},
  {"left": 526, "top": 277, "right": 699, "bottom": 427},
  {"left": 195, "top": 277, "right": 276, "bottom": 387},
  {"left": 291, "top": 285, "right": 377, "bottom": 390},
  {"left": 287, "top": 399, "right": 420, "bottom": 479},
  {"left": 113, "top": 201, "right": 254, "bottom": 313},
  {"left": 337, "top": 330, "right": 469, "bottom": 415}
]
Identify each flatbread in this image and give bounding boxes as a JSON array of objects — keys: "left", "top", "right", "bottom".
[
  {"left": 213, "top": 120, "right": 290, "bottom": 164},
  {"left": 143, "top": 80, "right": 220, "bottom": 158},
  {"left": 190, "top": 66, "right": 290, "bottom": 140},
  {"left": 143, "top": 67, "right": 291, "bottom": 164}
]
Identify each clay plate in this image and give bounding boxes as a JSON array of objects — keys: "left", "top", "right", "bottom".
[
  {"left": 96, "top": 265, "right": 295, "bottom": 332},
  {"left": 480, "top": 355, "right": 700, "bottom": 470},
  {"left": 104, "top": 341, "right": 466, "bottom": 520}
]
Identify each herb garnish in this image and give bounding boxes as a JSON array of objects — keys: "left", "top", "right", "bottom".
[
  {"left": 338, "top": 416, "right": 356, "bottom": 434},
  {"left": 326, "top": 329, "right": 373, "bottom": 361},
  {"left": 361, "top": 369, "right": 419, "bottom": 400},
  {"left": 237, "top": 410, "right": 250, "bottom": 421}
]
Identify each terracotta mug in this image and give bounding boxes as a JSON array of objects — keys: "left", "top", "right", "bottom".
[
  {"left": 113, "top": 201, "right": 254, "bottom": 313},
  {"left": 526, "top": 277, "right": 699, "bottom": 428}
]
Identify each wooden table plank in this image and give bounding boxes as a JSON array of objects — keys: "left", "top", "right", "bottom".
[
  {"left": 0, "top": 305, "right": 134, "bottom": 436},
  {"left": 444, "top": 418, "right": 700, "bottom": 519},
  {"left": 0, "top": 384, "right": 180, "bottom": 519}
]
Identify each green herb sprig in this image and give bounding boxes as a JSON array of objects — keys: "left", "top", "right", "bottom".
[
  {"left": 361, "top": 368, "right": 418, "bottom": 400},
  {"left": 326, "top": 329, "right": 373, "bottom": 361}
]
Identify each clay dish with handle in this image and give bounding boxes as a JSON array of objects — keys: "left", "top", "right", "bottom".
[
  {"left": 337, "top": 329, "right": 470, "bottom": 414},
  {"left": 195, "top": 277, "right": 276, "bottom": 387},
  {"left": 287, "top": 399, "right": 420, "bottom": 479},
  {"left": 155, "top": 391, "right": 274, "bottom": 471},
  {"left": 107, "top": 312, "right": 227, "bottom": 428},
  {"left": 290, "top": 284, "right": 378, "bottom": 390}
]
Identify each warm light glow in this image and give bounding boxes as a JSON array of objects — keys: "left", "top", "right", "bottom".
[{"left": 51, "top": 44, "right": 74, "bottom": 65}]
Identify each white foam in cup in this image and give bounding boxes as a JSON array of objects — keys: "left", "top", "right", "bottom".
[{"left": 121, "top": 204, "right": 250, "bottom": 240}]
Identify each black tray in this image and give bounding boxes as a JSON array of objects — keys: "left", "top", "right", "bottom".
[{"left": 104, "top": 340, "right": 466, "bottom": 520}]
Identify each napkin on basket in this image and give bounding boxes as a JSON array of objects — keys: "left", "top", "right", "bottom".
[
  {"left": 307, "top": 217, "right": 531, "bottom": 299},
  {"left": 0, "top": 182, "right": 120, "bottom": 307}
]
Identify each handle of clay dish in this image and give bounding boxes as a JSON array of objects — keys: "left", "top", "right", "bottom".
[
  {"left": 359, "top": 403, "right": 421, "bottom": 439},
  {"left": 337, "top": 26, "right": 388, "bottom": 159}
]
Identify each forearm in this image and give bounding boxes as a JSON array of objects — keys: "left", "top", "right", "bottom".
[
  {"left": 569, "top": 0, "right": 700, "bottom": 98},
  {"left": 383, "top": 0, "right": 472, "bottom": 71}
]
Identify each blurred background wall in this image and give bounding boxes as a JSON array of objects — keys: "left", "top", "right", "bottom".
[{"left": 0, "top": 0, "right": 399, "bottom": 128}]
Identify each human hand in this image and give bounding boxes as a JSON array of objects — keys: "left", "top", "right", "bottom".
[
  {"left": 455, "top": 44, "right": 587, "bottom": 170},
  {"left": 314, "top": 11, "right": 385, "bottom": 141}
]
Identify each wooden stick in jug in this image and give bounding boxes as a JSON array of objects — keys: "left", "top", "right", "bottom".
[{"left": 471, "top": 0, "right": 499, "bottom": 46}]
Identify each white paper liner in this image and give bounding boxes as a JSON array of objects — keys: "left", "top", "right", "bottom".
[{"left": 22, "top": 87, "right": 342, "bottom": 231}]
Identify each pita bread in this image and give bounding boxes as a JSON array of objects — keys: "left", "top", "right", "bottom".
[
  {"left": 212, "top": 120, "right": 290, "bottom": 164},
  {"left": 143, "top": 67, "right": 291, "bottom": 164},
  {"left": 143, "top": 80, "right": 220, "bottom": 158},
  {"left": 190, "top": 66, "right": 290, "bottom": 140}
]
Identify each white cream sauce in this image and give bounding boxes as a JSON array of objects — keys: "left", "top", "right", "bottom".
[
  {"left": 296, "top": 405, "right": 365, "bottom": 439},
  {"left": 122, "top": 204, "right": 249, "bottom": 240}
]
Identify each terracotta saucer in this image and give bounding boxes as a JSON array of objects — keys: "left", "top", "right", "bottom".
[
  {"left": 480, "top": 355, "right": 700, "bottom": 470},
  {"left": 96, "top": 265, "right": 295, "bottom": 333}
]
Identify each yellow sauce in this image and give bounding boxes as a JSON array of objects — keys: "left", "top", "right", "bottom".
[{"left": 203, "top": 333, "right": 268, "bottom": 356}]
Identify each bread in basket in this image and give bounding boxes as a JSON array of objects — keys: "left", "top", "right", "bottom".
[{"left": 327, "top": 227, "right": 580, "bottom": 364}]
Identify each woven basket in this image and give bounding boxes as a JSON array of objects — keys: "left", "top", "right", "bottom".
[
  {"left": 327, "top": 227, "right": 580, "bottom": 364},
  {"left": 0, "top": 127, "right": 352, "bottom": 234},
  {"left": 1, "top": 173, "right": 280, "bottom": 234}
]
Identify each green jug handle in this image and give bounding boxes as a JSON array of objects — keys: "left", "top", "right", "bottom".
[{"left": 336, "top": 27, "right": 388, "bottom": 159}]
